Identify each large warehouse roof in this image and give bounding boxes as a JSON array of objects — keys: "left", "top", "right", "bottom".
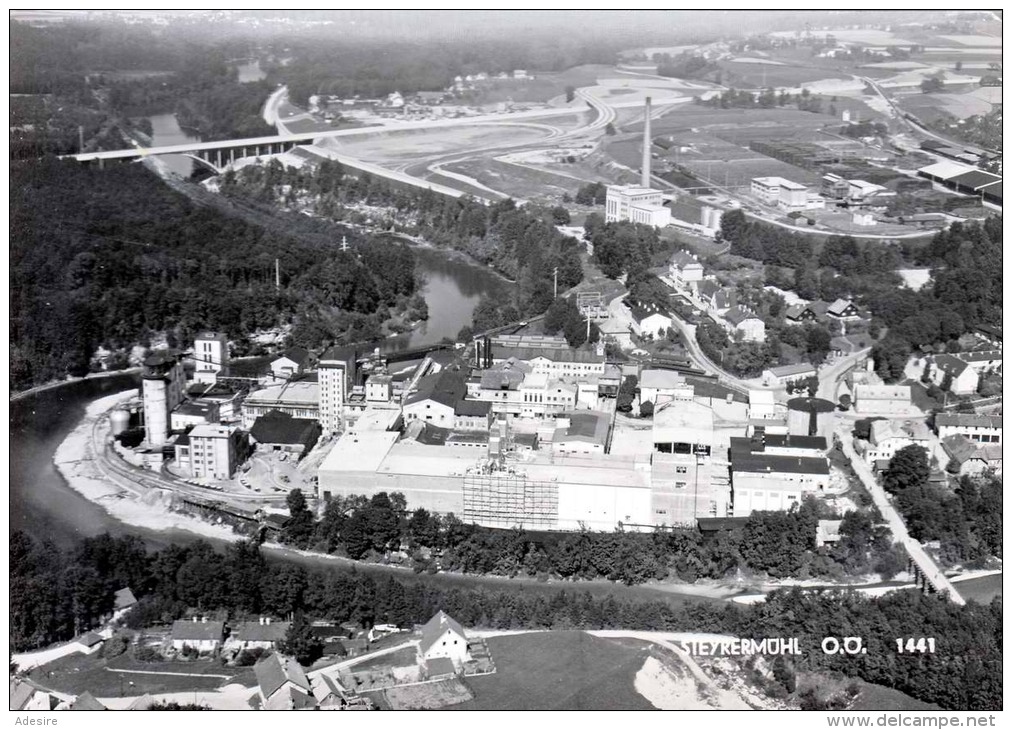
[{"left": 917, "top": 160, "right": 974, "bottom": 180}]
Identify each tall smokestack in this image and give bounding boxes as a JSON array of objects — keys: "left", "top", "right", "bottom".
[{"left": 641, "top": 96, "right": 652, "bottom": 188}]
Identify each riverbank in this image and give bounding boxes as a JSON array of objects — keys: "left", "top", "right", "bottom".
[
  {"left": 11, "top": 368, "right": 141, "bottom": 403},
  {"left": 53, "top": 390, "right": 242, "bottom": 544}
]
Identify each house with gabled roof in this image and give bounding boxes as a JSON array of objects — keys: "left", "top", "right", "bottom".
[
  {"left": 417, "top": 611, "right": 468, "bottom": 668},
  {"left": 253, "top": 653, "right": 316, "bottom": 711},
  {"left": 723, "top": 306, "right": 765, "bottom": 342},
  {"left": 827, "top": 298, "right": 861, "bottom": 320},
  {"left": 628, "top": 303, "right": 672, "bottom": 339},
  {"left": 70, "top": 692, "right": 107, "bottom": 711},
  {"left": 929, "top": 354, "right": 979, "bottom": 395},
  {"left": 170, "top": 617, "right": 225, "bottom": 652},
  {"left": 73, "top": 631, "right": 105, "bottom": 655},
  {"left": 271, "top": 347, "right": 314, "bottom": 380},
  {"left": 230, "top": 617, "right": 291, "bottom": 651},
  {"left": 668, "top": 250, "right": 704, "bottom": 289},
  {"left": 784, "top": 301, "right": 826, "bottom": 325},
  {"left": 942, "top": 435, "right": 1002, "bottom": 477}
]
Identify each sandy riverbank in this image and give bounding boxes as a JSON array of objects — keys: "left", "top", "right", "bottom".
[{"left": 52, "top": 391, "right": 241, "bottom": 543}]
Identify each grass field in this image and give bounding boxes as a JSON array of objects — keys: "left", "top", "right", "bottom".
[
  {"left": 384, "top": 678, "right": 474, "bottom": 709},
  {"left": 444, "top": 157, "right": 585, "bottom": 203},
  {"left": 954, "top": 573, "right": 1002, "bottom": 605},
  {"left": 27, "top": 651, "right": 256, "bottom": 696},
  {"left": 448, "top": 631, "right": 656, "bottom": 710},
  {"left": 717, "top": 61, "right": 849, "bottom": 90},
  {"left": 351, "top": 645, "right": 418, "bottom": 672},
  {"left": 848, "top": 680, "right": 942, "bottom": 711}
]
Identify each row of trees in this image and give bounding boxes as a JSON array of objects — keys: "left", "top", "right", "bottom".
[
  {"left": 11, "top": 530, "right": 1001, "bottom": 710},
  {"left": 278, "top": 490, "right": 906, "bottom": 586}
]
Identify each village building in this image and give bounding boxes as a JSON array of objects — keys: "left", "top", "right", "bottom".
[
  {"left": 935, "top": 413, "right": 1002, "bottom": 444},
  {"left": 762, "top": 363, "right": 817, "bottom": 387},
  {"left": 723, "top": 306, "right": 766, "bottom": 342},
  {"left": 853, "top": 384, "right": 912, "bottom": 415},
  {"left": 417, "top": 611, "right": 469, "bottom": 669},
  {"left": 942, "top": 435, "right": 1002, "bottom": 477},
  {"left": 489, "top": 342, "right": 607, "bottom": 378},
  {"left": 668, "top": 250, "right": 704, "bottom": 289},
  {"left": 253, "top": 654, "right": 316, "bottom": 710},
  {"left": 73, "top": 631, "right": 105, "bottom": 655},
  {"left": 270, "top": 347, "right": 314, "bottom": 380},
  {"left": 929, "top": 354, "right": 980, "bottom": 395},
  {"left": 747, "top": 389, "right": 778, "bottom": 420},
  {"left": 859, "top": 419, "right": 933, "bottom": 467},
  {"left": 69, "top": 692, "right": 106, "bottom": 711},
  {"left": 170, "top": 617, "right": 226, "bottom": 652},
  {"left": 230, "top": 618, "right": 291, "bottom": 651},
  {"left": 628, "top": 304, "right": 672, "bottom": 339},
  {"left": 826, "top": 298, "right": 861, "bottom": 320},
  {"left": 784, "top": 302, "right": 825, "bottom": 325},
  {"left": 955, "top": 349, "right": 1002, "bottom": 375}
]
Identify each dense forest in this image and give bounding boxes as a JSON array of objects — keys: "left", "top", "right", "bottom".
[
  {"left": 9, "top": 159, "right": 418, "bottom": 389},
  {"left": 222, "top": 159, "right": 585, "bottom": 322},
  {"left": 11, "top": 531, "right": 1001, "bottom": 710},
  {"left": 274, "top": 490, "right": 905, "bottom": 586}
]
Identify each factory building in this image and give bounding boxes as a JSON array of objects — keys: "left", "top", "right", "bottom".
[
  {"left": 604, "top": 186, "right": 671, "bottom": 228},
  {"left": 174, "top": 424, "right": 243, "bottom": 480},
  {"left": 242, "top": 381, "right": 320, "bottom": 428},
  {"left": 934, "top": 413, "right": 1002, "bottom": 445},
  {"left": 318, "top": 346, "right": 358, "bottom": 434},
  {"left": 193, "top": 331, "right": 229, "bottom": 384},
  {"left": 729, "top": 433, "right": 830, "bottom": 516},
  {"left": 141, "top": 350, "right": 186, "bottom": 447}
]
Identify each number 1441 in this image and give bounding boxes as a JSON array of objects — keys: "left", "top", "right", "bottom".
[{"left": 896, "top": 638, "right": 936, "bottom": 653}]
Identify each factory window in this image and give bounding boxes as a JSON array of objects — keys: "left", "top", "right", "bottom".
[
  {"left": 655, "top": 509, "right": 667, "bottom": 515},
  {"left": 676, "top": 466, "right": 688, "bottom": 474},
  {"left": 675, "top": 482, "right": 687, "bottom": 488}
]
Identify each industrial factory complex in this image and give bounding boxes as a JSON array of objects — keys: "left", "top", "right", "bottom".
[{"left": 111, "top": 323, "right": 855, "bottom": 533}]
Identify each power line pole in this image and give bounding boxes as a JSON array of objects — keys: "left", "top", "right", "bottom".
[
  {"left": 275, "top": 258, "right": 280, "bottom": 290},
  {"left": 553, "top": 267, "right": 559, "bottom": 299}
]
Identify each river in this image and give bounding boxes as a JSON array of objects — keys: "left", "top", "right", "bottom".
[{"left": 145, "top": 112, "right": 202, "bottom": 177}]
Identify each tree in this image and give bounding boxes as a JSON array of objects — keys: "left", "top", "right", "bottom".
[
  {"left": 565, "top": 85, "right": 576, "bottom": 103},
  {"left": 639, "top": 400, "right": 655, "bottom": 418},
  {"left": 882, "top": 445, "right": 931, "bottom": 495},
  {"left": 277, "top": 612, "right": 323, "bottom": 666},
  {"left": 920, "top": 77, "right": 944, "bottom": 93},
  {"left": 551, "top": 206, "right": 571, "bottom": 226},
  {"left": 281, "top": 489, "right": 315, "bottom": 549},
  {"left": 604, "top": 122, "right": 616, "bottom": 135}
]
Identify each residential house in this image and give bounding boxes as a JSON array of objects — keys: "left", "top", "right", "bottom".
[
  {"left": 668, "top": 250, "right": 704, "bottom": 289},
  {"left": 551, "top": 411, "right": 611, "bottom": 457},
  {"left": 309, "top": 673, "right": 371, "bottom": 710},
  {"left": 816, "top": 519, "right": 844, "bottom": 548},
  {"left": 696, "top": 280, "right": 738, "bottom": 315},
  {"left": 73, "top": 632, "right": 105, "bottom": 655},
  {"left": 253, "top": 654, "right": 316, "bottom": 710},
  {"left": 628, "top": 304, "right": 672, "bottom": 339},
  {"left": 762, "top": 363, "right": 817, "bottom": 387},
  {"left": 723, "top": 306, "right": 765, "bottom": 342},
  {"left": 69, "top": 692, "right": 107, "bottom": 711},
  {"left": 784, "top": 302, "right": 824, "bottom": 325},
  {"left": 249, "top": 411, "right": 321, "bottom": 457},
  {"left": 417, "top": 611, "right": 469, "bottom": 667},
  {"left": 955, "top": 350, "right": 1001, "bottom": 375},
  {"left": 231, "top": 618, "right": 291, "bottom": 651},
  {"left": 170, "top": 617, "right": 226, "bottom": 652},
  {"left": 930, "top": 354, "right": 979, "bottom": 395},
  {"left": 934, "top": 413, "right": 1002, "bottom": 445},
  {"left": 826, "top": 298, "right": 861, "bottom": 320},
  {"left": 113, "top": 587, "right": 138, "bottom": 616},
  {"left": 853, "top": 385, "right": 912, "bottom": 415},
  {"left": 599, "top": 318, "right": 633, "bottom": 349},
  {"left": 942, "top": 435, "right": 1002, "bottom": 477},
  {"left": 859, "top": 419, "right": 933, "bottom": 466},
  {"left": 270, "top": 347, "right": 313, "bottom": 380}
]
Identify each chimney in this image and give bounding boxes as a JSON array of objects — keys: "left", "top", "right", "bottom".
[
  {"left": 192, "top": 617, "right": 198, "bottom": 623},
  {"left": 202, "top": 616, "right": 207, "bottom": 624},
  {"left": 260, "top": 617, "right": 265, "bottom": 626},
  {"left": 642, "top": 96, "right": 652, "bottom": 188},
  {"left": 266, "top": 618, "right": 271, "bottom": 625}
]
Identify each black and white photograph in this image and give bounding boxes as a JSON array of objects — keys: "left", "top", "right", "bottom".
[{"left": 9, "top": 8, "right": 1002, "bottom": 718}]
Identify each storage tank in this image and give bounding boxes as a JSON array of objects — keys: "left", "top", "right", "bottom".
[
  {"left": 701, "top": 205, "right": 713, "bottom": 227},
  {"left": 110, "top": 410, "right": 130, "bottom": 437},
  {"left": 786, "top": 397, "right": 836, "bottom": 440},
  {"left": 709, "top": 208, "right": 723, "bottom": 231}
]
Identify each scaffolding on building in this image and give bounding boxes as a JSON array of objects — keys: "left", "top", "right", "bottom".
[{"left": 463, "top": 461, "right": 558, "bottom": 530}]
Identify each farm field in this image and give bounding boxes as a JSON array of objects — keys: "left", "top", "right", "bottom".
[
  {"left": 26, "top": 651, "right": 256, "bottom": 696},
  {"left": 893, "top": 88, "right": 1000, "bottom": 121},
  {"left": 461, "top": 64, "right": 614, "bottom": 106},
  {"left": 717, "top": 61, "right": 851, "bottom": 90},
  {"left": 448, "top": 631, "right": 657, "bottom": 710}
]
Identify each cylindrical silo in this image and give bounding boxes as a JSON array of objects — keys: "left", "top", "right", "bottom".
[
  {"left": 701, "top": 205, "right": 713, "bottom": 227},
  {"left": 787, "top": 397, "right": 836, "bottom": 441},
  {"left": 709, "top": 209, "right": 723, "bottom": 231},
  {"left": 110, "top": 410, "right": 130, "bottom": 437}
]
